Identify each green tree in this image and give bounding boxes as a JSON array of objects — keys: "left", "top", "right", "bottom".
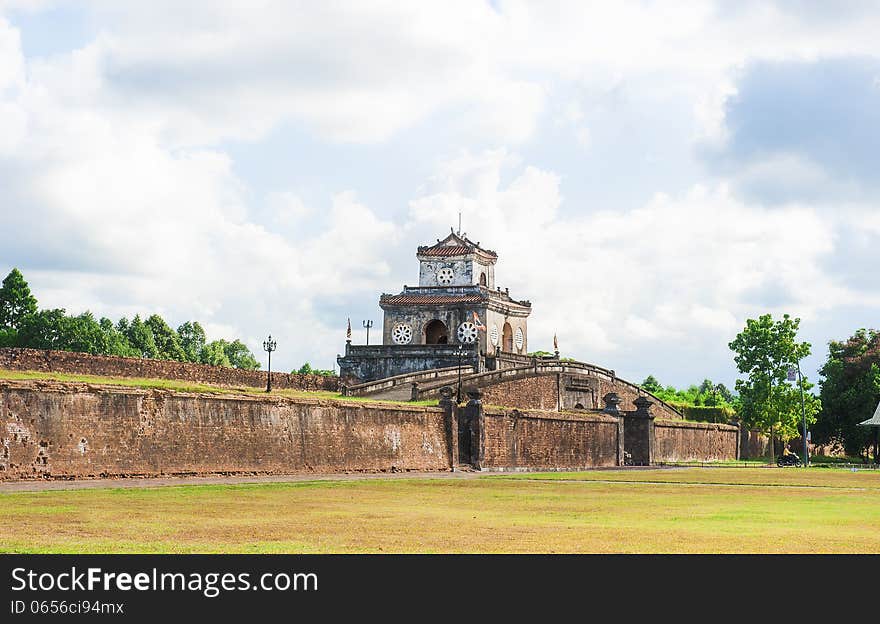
[
  {"left": 641, "top": 375, "right": 663, "bottom": 394},
  {"left": 124, "top": 315, "right": 159, "bottom": 358},
  {"left": 201, "top": 340, "right": 232, "bottom": 367},
  {"left": 729, "top": 313, "right": 820, "bottom": 461},
  {"left": 815, "top": 329, "right": 880, "bottom": 461},
  {"left": 16, "top": 308, "right": 68, "bottom": 350},
  {"left": 177, "top": 321, "right": 207, "bottom": 363},
  {"left": 0, "top": 268, "right": 38, "bottom": 330},
  {"left": 223, "top": 339, "right": 260, "bottom": 370},
  {"left": 144, "top": 314, "right": 185, "bottom": 361},
  {"left": 99, "top": 317, "right": 137, "bottom": 357}
]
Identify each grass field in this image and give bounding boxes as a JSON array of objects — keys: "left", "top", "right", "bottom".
[{"left": 2, "top": 467, "right": 879, "bottom": 553}]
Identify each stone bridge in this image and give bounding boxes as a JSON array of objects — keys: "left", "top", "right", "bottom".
[{"left": 344, "top": 357, "right": 684, "bottom": 420}]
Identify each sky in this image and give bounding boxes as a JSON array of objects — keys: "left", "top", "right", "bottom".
[{"left": 1, "top": 1, "right": 879, "bottom": 390}]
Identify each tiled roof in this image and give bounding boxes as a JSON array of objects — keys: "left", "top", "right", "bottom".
[
  {"left": 381, "top": 294, "right": 485, "bottom": 306},
  {"left": 417, "top": 245, "right": 473, "bottom": 257},
  {"left": 417, "top": 231, "right": 498, "bottom": 259}
]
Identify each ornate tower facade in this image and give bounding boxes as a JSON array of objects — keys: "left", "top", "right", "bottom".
[{"left": 338, "top": 230, "right": 532, "bottom": 383}]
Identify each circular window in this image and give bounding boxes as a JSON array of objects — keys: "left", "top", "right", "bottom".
[
  {"left": 490, "top": 325, "right": 499, "bottom": 347},
  {"left": 391, "top": 323, "right": 413, "bottom": 345},
  {"left": 457, "top": 322, "right": 478, "bottom": 344},
  {"left": 437, "top": 267, "right": 455, "bottom": 285},
  {"left": 514, "top": 327, "right": 524, "bottom": 350}
]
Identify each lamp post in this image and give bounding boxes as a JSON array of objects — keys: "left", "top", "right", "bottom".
[
  {"left": 263, "top": 335, "right": 277, "bottom": 393},
  {"left": 362, "top": 320, "right": 373, "bottom": 345},
  {"left": 788, "top": 363, "right": 808, "bottom": 467},
  {"left": 456, "top": 343, "right": 464, "bottom": 404}
]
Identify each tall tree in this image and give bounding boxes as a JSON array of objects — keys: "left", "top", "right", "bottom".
[
  {"left": 200, "top": 340, "right": 232, "bottom": 367},
  {"left": 640, "top": 375, "right": 662, "bottom": 394},
  {"left": 815, "top": 329, "right": 880, "bottom": 460},
  {"left": 144, "top": 314, "right": 185, "bottom": 361},
  {"left": 16, "top": 308, "right": 68, "bottom": 350},
  {"left": 99, "top": 317, "right": 137, "bottom": 357},
  {"left": 0, "top": 268, "right": 38, "bottom": 331},
  {"left": 177, "top": 321, "right": 207, "bottom": 363},
  {"left": 223, "top": 339, "right": 260, "bottom": 370},
  {"left": 124, "top": 315, "right": 159, "bottom": 358},
  {"left": 729, "top": 313, "right": 820, "bottom": 461}
]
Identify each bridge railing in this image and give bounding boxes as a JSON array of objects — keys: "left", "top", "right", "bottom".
[
  {"left": 413, "top": 358, "right": 684, "bottom": 418},
  {"left": 343, "top": 364, "right": 476, "bottom": 396}
]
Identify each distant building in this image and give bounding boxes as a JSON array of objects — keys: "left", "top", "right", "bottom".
[{"left": 338, "top": 230, "right": 531, "bottom": 383}]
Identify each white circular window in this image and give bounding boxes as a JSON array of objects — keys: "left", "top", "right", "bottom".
[
  {"left": 437, "top": 267, "right": 455, "bottom": 285},
  {"left": 391, "top": 323, "right": 413, "bottom": 345},
  {"left": 457, "top": 322, "right": 478, "bottom": 344},
  {"left": 490, "top": 324, "right": 499, "bottom": 347},
  {"left": 514, "top": 327, "right": 524, "bottom": 351}
]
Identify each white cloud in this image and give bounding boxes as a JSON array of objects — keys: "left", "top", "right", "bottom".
[{"left": 3, "top": 3, "right": 880, "bottom": 383}]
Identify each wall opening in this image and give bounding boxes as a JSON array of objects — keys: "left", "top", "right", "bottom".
[
  {"left": 502, "top": 322, "right": 513, "bottom": 352},
  {"left": 425, "top": 320, "right": 449, "bottom": 344},
  {"left": 479, "top": 272, "right": 487, "bottom": 287}
]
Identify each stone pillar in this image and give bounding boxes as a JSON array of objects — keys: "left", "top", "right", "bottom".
[
  {"left": 411, "top": 382, "right": 420, "bottom": 401},
  {"left": 602, "top": 392, "right": 622, "bottom": 416},
  {"left": 624, "top": 396, "right": 655, "bottom": 466},
  {"left": 603, "top": 393, "right": 625, "bottom": 466},
  {"left": 463, "top": 389, "right": 485, "bottom": 469},
  {"left": 438, "top": 386, "right": 457, "bottom": 470}
]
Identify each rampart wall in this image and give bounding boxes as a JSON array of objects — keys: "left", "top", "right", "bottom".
[
  {"left": 0, "top": 380, "right": 444, "bottom": 479},
  {"left": 480, "top": 408, "right": 621, "bottom": 470},
  {"left": 653, "top": 419, "right": 739, "bottom": 462}
]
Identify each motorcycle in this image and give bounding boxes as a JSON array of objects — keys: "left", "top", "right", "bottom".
[{"left": 777, "top": 453, "right": 802, "bottom": 467}]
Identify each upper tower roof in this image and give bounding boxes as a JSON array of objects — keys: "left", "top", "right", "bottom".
[{"left": 416, "top": 230, "right": 498, "bottom": 262}]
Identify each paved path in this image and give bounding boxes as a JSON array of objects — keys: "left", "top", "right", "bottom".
[
  {"left": 0, "top": 471, "right": 483, "bottom": 492},
  {"left": 0, "top": 465, "right": 678, "bottom": 493}
]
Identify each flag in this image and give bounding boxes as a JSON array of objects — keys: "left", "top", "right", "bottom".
[
  {"left": 553, "top": 333, "right": 558, "bottom": 351},
  {"left": 346, "top": 318, "right": 352, "bottom": 340},
  {"left": 472, "top": 311, "right": 486, "bottom": 331}
]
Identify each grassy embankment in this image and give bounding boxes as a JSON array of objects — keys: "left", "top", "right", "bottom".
[{"left": 0, "top": 369, "right": 438, "bottom": 406}]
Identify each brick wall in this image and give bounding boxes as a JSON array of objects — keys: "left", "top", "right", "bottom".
[
  {"left": 479, "top": 374, "right": 559, "bottom": 411},
  {"left": 0, "top": 348, "right": 338, "bottom": 392},
  {"left": 479, "top": 407, "right": 620, "bottom": 470},
  {"left": 0, "top": 380, "right": 447, "bottom": 479},
  {"left": 653, "top": 419, "right": 739, "bottom": 462}
]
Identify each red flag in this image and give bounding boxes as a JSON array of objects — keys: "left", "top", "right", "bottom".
[{"left": 472, "top": 311, "right": 486, "bottom": 331}]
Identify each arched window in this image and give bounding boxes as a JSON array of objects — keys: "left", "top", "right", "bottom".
[
  {"left": 425, "top": 320, "right": 449, "bottom": 344},
  {"left": 502, "top": 322, "right": 513, "bottom": 352},
  {"left": 479, "top": 272, "right": 487, "bottom": 287}
]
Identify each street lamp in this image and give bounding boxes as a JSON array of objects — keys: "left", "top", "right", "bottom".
[
  {"left": 263, "top": 335, "right": 277, "bottom": 393},
  {"left": 788, "top": 363, "right": 808, "bottom": 467},
  {"left": 362, "top": 320, "right": 373, "bottom": 345}
]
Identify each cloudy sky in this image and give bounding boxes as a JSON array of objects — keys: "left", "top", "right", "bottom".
[{"left": 2, "top": 1, "right": 879, "bottom": 388}]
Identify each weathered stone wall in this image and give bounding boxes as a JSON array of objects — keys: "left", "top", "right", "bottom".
[
  {"left": 0, "top": 348, "right": 338, "bottom": 392},
  {"left": 0, "top": 380, "right": 448, "bottom": 479},
  {"left": 479, "top": 407, "right": 620, "bottom": 470},
  {"left": 653, "top": 419, "right": 739, "bottom": 462},
  {"left": 480, "top": 374, "right": 559, "bottom": 411},
  {"left": 739, "top": 427, "right": 771, "bottom": 459}
]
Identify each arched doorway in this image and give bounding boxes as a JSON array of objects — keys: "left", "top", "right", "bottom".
[
  {"left": 425, "top": 320, "right": 448, "bottom": 344},
  {"left": 502, "top": 322, "right": 513, "bottom": 352}
]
